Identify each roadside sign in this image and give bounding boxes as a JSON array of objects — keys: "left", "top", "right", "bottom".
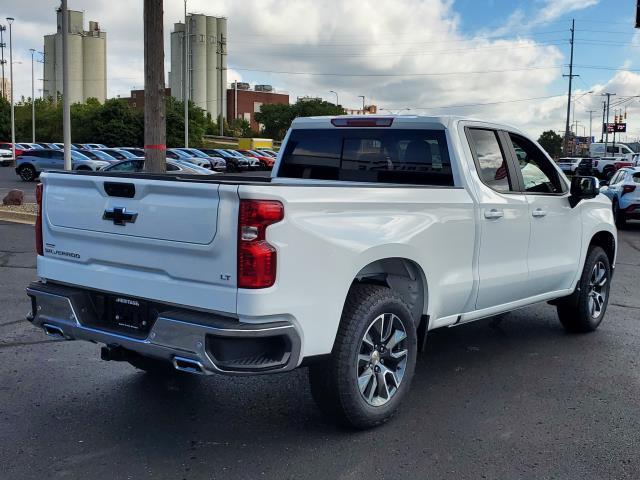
[{"left": 603, "top": 123, "right": 627, "bottom": 133}]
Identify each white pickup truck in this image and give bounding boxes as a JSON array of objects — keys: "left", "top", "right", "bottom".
[{"left": 27, "top": 116, "right": 616, "bottom": 428}]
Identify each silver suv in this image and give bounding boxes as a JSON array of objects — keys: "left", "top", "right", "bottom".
[{"left": 15, "top": 149, "right": 110, "bottom": 181}]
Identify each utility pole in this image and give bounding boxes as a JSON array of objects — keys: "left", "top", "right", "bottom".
[
  {"left": 183, "top": 0, "right": 188, "bottom": 148},
  {"left": 30, "top": 48, "right": 35, "bottom": 143},
  {"left": 602, "top": 92, "right": 615, "bottom": 156},
  {"left": 600, "top": 101, "right": 606, "bottom": 142},
  {"left": 587, "top": 110, "right": 595, "bottom": 143},
  {"left": 0, "top": 25, "right": 6, "bottom": 100},
  {"left": 563, "top": 19, "right": 577, "bottom": 156},
  {"left": 61, "top": 0, "right": 71, "bottom": 170},
  {"left": 6, "top": 17, "right": 15, "bottom": 165},
  {"left": 143, "top": 0, "right": 166, "bottom": 173}
]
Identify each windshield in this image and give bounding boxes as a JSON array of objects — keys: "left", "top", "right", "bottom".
[
  {"left": 91, "top": 150, "right": 117, "bottom": 160},
  {"left": 171, "top": 149, "right": 194, "bottom": 159},
  {"left": 183, "top": 148, "right": 209, "bottom": 158},
  {"left": 71, "top": 150, "right": 91, "bottom": 161},
  {"left": 104, "top": 149, "right": 136, "bottom": 159}
]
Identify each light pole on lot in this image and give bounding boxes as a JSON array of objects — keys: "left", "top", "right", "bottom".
[
  {"left": 6, "top": 17, "right": 15, "bottom": 164},
  {"left": 358, "top": 95, "right": 365, "bottom": 114},
  {"left": 30, "top": 48, "right": 36, "bottom": 143},
  {"left": 61, "top": 0, "right": 71, "bottom": 170},
  {"left": 329, "top": 90, "right": 338, "bottom": 106},
  {"left": 183, "top": 0, "right": 189, "bottom": 148}
]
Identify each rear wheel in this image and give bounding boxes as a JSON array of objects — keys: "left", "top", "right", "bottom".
[
  {"left": 18, "top": 164, "right": 36, "bottom": 182},
  {"left": 308, "top": 284, "right": 417, "bottom": 429},
  {"left": 557, "top": 246, "right": 611, "bottom": 333}
]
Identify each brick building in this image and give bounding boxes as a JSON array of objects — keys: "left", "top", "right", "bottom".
[
  {"left": 125, "top": 88, "right": 171, "bottom": 111},
  {"left": 227, "top": 85, "right": 289, "bottom": 131}
]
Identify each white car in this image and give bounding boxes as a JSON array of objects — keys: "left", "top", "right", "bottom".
[
  {"left": 26, "top": 115, "right": 616, "bottom": 428},
  {"left": 0, "top": 148, "right": 12, "bottom": 166}
]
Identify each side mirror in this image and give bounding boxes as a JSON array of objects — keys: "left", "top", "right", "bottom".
[{"left": 569, "top": 176, "right": 599, "bottom": 208}]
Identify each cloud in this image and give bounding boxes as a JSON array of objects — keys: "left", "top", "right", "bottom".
[
  {"left": 5, "top": 0, "right": 637, "bottom": 142},
  {"left": 535, "top": 0, "right": 599, "bottom": 24}
]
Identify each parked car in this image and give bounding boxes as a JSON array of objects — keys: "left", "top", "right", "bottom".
[
  {"left": 53, "top": 142, "right": 79, "bottom": 150},
  {"left": 26, "top": 115, "right": 616, "bottom": 429},
  {"left": 119, "top": 147, "right": 145, "bottom": 157},
  {"left": 175, "top": 147, "right": 227, "bottom": 172},
  {"left": 556, "top": 157, "right": 594, "bottom": 175},
  {"left": 600, "top": 166, "right": 640, "bottom": 227},
  {"left": 102, "top": 158, "right": 216, "bottom": 175},
  {"left": 593, "top": 157, "right": 634, "bottom": 179},
  {"left": 82, "top": 143, "right": 108, "bottom": 149},
  {"left": 166, "top": 148, "right": 212, "bottom": 169},
  {"left": 95, "top": 148, "right": 141, "bottom": 161},
  {"left": 256, "top": 149, "right": 278, "bottom": 158},
  {"left": 21, "top": 143, "right": 44, "bottom": 150},
  {"left": 15, "top": 149, "right": 109, "bottom": 181},
  {"left": 237, "top": 149, "right": 275, "bottom": 169},
  {"left": 203, "top": 148, "right": 252, "bottom": 172},
  {"left": 34, "top": 142, "right": 60, "bottom": 150},
  {"left": 0, "top": 142, "right": 26, "bottom": 157},
  {"left": 0, "top": 148, "right": 13, "bottom": 166},
  {"left": 77, "top": 149, "right": 119, "bottom": 163}
]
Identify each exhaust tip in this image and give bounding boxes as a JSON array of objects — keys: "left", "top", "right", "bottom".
[
  {"left": 173, "top": 356, "right": 205, "bottom": 375},
  {"left": 43, "top": 323, "right": 65, "bottom": 339}
]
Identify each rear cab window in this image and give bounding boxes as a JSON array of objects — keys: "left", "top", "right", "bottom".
[{"left": 278, "top": 128, "right": 454, "bottom": 186}]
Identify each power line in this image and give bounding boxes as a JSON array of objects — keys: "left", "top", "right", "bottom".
[
  {"left": 392, "top": 93, "right": 566, "bottom": 110},
  {"left": 233, "top": 65, "right": 563, "bottom": 77}
]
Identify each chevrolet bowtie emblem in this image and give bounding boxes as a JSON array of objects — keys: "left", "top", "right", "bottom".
[{"left": 103, "top": 207, "right": 138, "bottom": 226}]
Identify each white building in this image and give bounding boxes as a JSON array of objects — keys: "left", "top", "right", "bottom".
[
  {"left": 169, "top": 14, "right": 227, "bottom": 120},
  {"left": 43, "top": 9, "right": 107, "bottom": 103}
]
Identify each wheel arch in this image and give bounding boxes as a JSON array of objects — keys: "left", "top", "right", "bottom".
[
  {"left": 589, "top": 230, "right": 616, "bottom": 267},
  {"left": 351, "top": 257, "right": 428, "bottom": 329}
]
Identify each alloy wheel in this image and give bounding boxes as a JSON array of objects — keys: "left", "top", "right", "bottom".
[
  {"left": 356, "top": 313, "right": 409, "bottom": 407},
  {"left": 588, "top": 261, "right": 608, "bottom": 319}
]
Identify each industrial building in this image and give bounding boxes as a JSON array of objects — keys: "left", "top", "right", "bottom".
[
  {"left": 0, "top": 77, "right": 10, "bottom": 101},
  {"left": 227, "top": 83, "right": 289, "bottom": 131},
  {"left": 124, "top": 88, "right": 172, "bottom": 111},
  {"left": 43, "top": 9, "right": 107, "bottom": 103},
  {"left": 169, "top": 14, "right": 227, "bottom": 120}
]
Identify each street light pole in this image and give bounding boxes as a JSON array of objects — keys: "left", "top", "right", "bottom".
[
  {"left": 358, "top": 95, "right": 365, "bottom": 114},
  {"left": 183, "top": 0, "right": 189, "bottom": 148},
  {"left": 0, "top": 25, "right": 6, "bottom": 100},
  {"left": 6, "top": 17, "right": 14, "bottom": 164},
  {"left": 30, "top": 48, "right": 35, "bottom": 143},
  {"left": 61, "top": 0, "right": 71, "bottom": 170},
  {"left": 329, "top": 90, "right": 338, "bottom": 105},
  {"left": 602, "top": 92, "right": 615, "bottom": 157}
]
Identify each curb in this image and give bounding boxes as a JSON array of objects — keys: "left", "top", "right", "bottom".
[{"left": 0, "top": 210, "right": 36, "bottom": 225}]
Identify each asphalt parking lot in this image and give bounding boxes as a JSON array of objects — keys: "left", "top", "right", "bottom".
[
  {"left": 0, "top": 164, "right": 36, "bottom": 203},
  {"left": 1, "top": 219, "right": 640, "bottom": 479}
]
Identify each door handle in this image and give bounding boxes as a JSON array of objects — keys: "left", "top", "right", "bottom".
[
  {"left": 532, "top": 208, "right": 547, "bottom": 218},
  {"left": 484, "top": 208, "right": 504, "bottom": 219}
]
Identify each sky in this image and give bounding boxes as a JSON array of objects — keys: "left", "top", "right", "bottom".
[{"left": 1, "top": 0, "right": 640, "bottom": 140}]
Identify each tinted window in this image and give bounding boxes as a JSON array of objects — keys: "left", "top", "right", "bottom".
[
  {"left": 279, "top": 129, "right": 453, "bottom": 186},
  {"left": 103, "top": 150, "right": 126, "bottom": 160},
  {"left": 468, "top": 129, "right": 512, "bottom": 193},
  {"left": 79, "top": 150, "right": 99, "bottom": 160},
  {"left": 107, "top": 160, "right": 143, "bottom": 172},
  {"left": 509, "top": 133, "right": 564, "bottom": 194}
]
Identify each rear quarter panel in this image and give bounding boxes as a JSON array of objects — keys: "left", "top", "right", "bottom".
[{"left": 236, "top": 183, "right": 476, "bottom": 358}]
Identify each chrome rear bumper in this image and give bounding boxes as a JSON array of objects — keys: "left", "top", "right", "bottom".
[{"left": 26, "top": 281, "right": 301, "bottom": 375}]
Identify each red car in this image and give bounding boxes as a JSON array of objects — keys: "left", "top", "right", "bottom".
[
  {"left": 0, "top": 142, "right": 25, "bottom": 158},
  {"left": 237, "top": 149, "right": 275, "bottom": 169}
]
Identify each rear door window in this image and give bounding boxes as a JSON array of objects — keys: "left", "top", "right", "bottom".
[
  {"left": 279, "top": 129, "right": 453, "bottom": 186},
  {"left": 467, "top": 128, "right": 513, "bottom": 193}
]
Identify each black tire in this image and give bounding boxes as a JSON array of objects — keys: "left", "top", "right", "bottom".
[
  {"left": 612, "top": 199, "right": 626, "bottom": 228},
  {"left": 127, "top": 354, "right": 176, "bottom": 376},
  {"left": 18, "top": 164, "right": 36, "bottom": 182},
  {"left": 308, "top": 284, "right": 418, "bottom": 429},
  {"left": 557, "top": 246, "right": 611, "bottom": 333}
]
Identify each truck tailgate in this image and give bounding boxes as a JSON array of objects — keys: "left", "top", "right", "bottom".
[{"left": 38, "top": 172, "right": 239, "bottom": 314}]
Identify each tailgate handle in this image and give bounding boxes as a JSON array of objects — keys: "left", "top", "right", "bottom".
[{"left": 104, "top": 182, "right": 135, "bottom": 198}]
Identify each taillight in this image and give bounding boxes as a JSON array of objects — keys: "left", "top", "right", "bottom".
[
  {"left": 35, "top": 183, "right": 44, "bottom": 256},
  {"left": 238, "top": 200, "right": 284, "bottom": 289},
  {"left": 622, "top": 185, "right": 636, "bottom": 196}
]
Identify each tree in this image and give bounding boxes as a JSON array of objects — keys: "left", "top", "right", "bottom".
[
  {"left": 255, "top": 100, "right": 345, "bottom": 140},
  {"left": 165, "top": 97, "right": 209, "bottom": 147},
  {"left": 538, "top": 130, "right": 563, "bottom": 158}
]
